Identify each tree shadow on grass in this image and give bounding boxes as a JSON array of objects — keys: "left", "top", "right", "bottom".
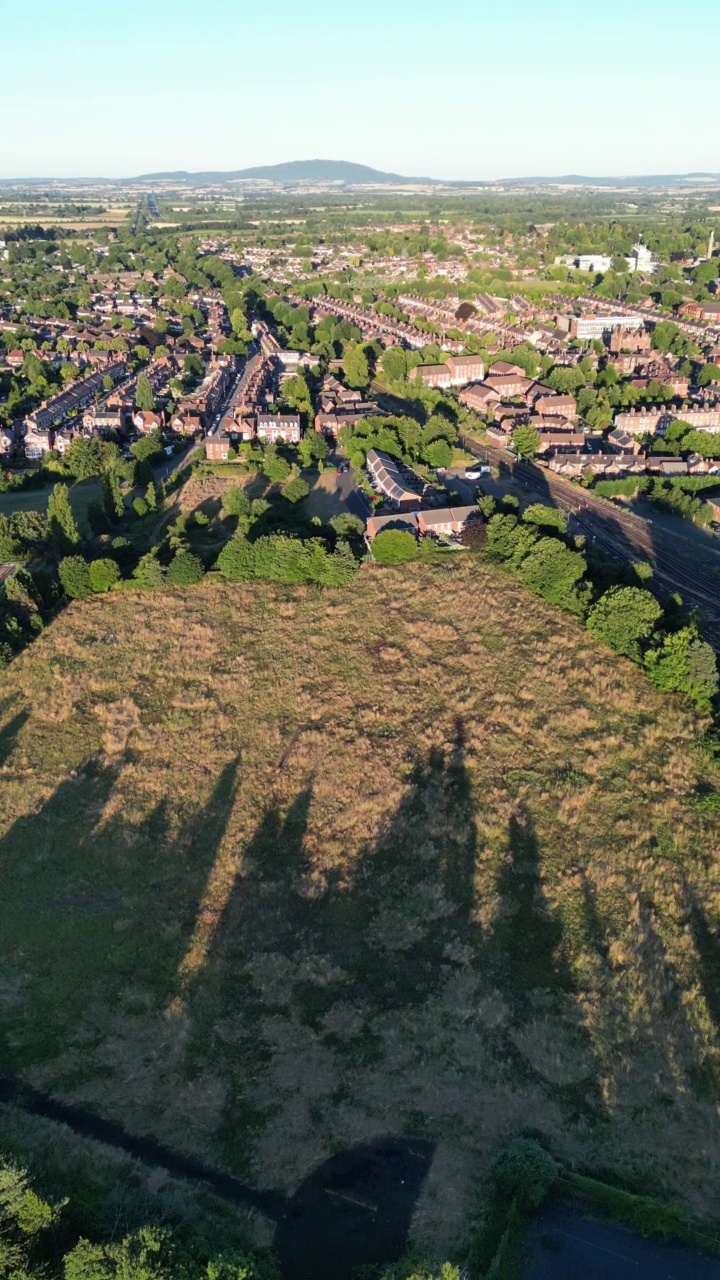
[
  {"left": 0, "top": 705, "right": 28, "bottom": 768},
  {"left": 0, "top": 754, "right": 241, "bottom": 1076},
  {"left": 486, "top": 810, "right": 574, "bottom": 1009}
]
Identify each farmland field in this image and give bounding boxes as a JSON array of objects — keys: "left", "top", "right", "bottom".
[{"left": 1, "top": 561, "right": 720, "bottom": 1253}]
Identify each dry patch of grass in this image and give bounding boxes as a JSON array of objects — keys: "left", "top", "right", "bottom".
[
  {"left": 1, "top": 561, "right": 720, "bottom": 1251},
  {"left": 302, "top": 469, "right": 346, "bottom": 520}
]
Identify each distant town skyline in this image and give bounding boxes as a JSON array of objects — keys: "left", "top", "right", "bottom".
[{"left": 4, "top": 0, "right": 719, "bottom": 181}]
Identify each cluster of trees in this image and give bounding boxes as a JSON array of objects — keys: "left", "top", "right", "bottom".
[
  {"left": 216, "top": 484, "right": 361, "bottom": 587},
  {"left": 480, "top": 496, "right": 718, "bottom": 708},
  {"left": 0, "top": 1149, "right": 274, "bottom": 1279},
  {"left": 338, "top": 412, "right": 459, "bottom": 471},
  {"left": 218, "top": 530, "right": 357, "bottom": 586}
]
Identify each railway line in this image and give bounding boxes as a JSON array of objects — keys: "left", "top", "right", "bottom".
[{"left": 461, "top": 436, "right": 720, "bottom": 644}]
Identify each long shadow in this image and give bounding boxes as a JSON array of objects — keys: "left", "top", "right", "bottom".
[
  {"left": 683, "top": 883, "right": 720, "bottom": 1056},
  {"left": 0, "top": 754, "right": 241, "bottom": 1071},
  {"left": 186, "top": 720, "right": 481, "bottom": 1049},
  {"left": 484, "top": 811, "right": 608, "bottom": 1127},
  {"left": 0, "top": 706, "right": 28, "bottom": 768},
  {"left": 486, "top": 810, "right": 574, "bottom": 1007}
]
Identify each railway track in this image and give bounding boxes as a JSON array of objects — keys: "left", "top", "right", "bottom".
[{"left": 461, "top": 436, "right": 720, "bottom": 644}]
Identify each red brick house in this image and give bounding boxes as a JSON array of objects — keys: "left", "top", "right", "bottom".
[
  {"left": 205, "top": 434, "right": 231, "bottom": 461},
  {"left": 366, "top": 512, "right": 419, "bottom": 541},
  {"left": 459, "top": 383, "right": 501, "bottom": 416},
  {"left": 408, "top": 363, "right": 453, "bottom": 389},
  {"left": 531, "top": 392, "right": 578, "bottom": 419},
  {"left": 445, "top": 354, "right": 485, "bottom": 386},
  {"left": 416, "top": 506, "right": 481, "bottom": 537},
  {"left": 132, "top": 410, "right": 165, "bottom": 434}
]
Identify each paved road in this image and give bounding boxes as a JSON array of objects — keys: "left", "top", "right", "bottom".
[
  {"left": 463, "top": 436, "right": 720, "bottom": 646},
  {"left": 524, "top": 1204, "right": 720, "bottom": 1278},
  {"left": 153, "top": 440, "right": 199, "bottom": 482}
]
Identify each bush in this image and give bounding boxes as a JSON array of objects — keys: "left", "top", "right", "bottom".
[
  {"left": 522, "top": 502, "right": 567, "bottom": 534},
  {"left": 372, "top": 530, "right": 417, "bottom": 564},
  {"left": 132, "top": 497, "right": 149, "bottom": 517},
  {"left": 586, "top": 585, "right": 663, "bottom": 660},
  {"left": 89, "top": 558, "right": 121, "bottom": 593},
  {"left": 645, "top": 627, "right": 719, "bottom": 707},
  {"left": 492, "top": 1138, "right": 557, "bottom": 1211},
  {"left": 283, "top": 476, "right": 310, "bottom": 504},
  {"left": 222, "top": 486, "right": 251, "bottom": 518},
  {"left": 262, "top": 447, "right": 291, "bottom": 483},
  {"left": 166, "top": 551, "right": 204, "bottom": 586},
  {"left": 217, "top": 535, "right": 256, "bottom": 581},
  {"left": 519, "top": 537, "right": 588, "bottom": 614},
  {"left": 59, "top": 555, "right": 92, "bottom": 600}
]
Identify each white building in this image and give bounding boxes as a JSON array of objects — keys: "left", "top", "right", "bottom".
[{"left": 626, "top": 241, "right": 657, "bottom": 274}]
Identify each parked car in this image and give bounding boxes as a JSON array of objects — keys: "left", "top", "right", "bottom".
[{"left": 465, "top": 463, "right": 491, "bottom": 480}]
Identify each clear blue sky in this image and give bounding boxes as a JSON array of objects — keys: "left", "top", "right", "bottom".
[{"left": 4, "top": 0, "right": 719, "bottom": 180}]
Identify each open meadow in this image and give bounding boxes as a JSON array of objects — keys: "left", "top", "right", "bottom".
[
  {"left": 1, "top": 560, "right": 720, "bottom": 1252},
  {"left": 0, "top": 477, "right": 102, "bottom": 534}
]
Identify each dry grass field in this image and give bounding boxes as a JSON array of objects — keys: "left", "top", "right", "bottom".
[{"left": 1, "top": 560, "right": 720, "bottom": 1252}]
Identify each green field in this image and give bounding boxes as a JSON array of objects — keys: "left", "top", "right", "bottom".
[
  {"left": 1, "top": 561, "right": 720, "bottom": 1253},
  {"left": 0, "top": 478, "right": 103, "bottom": 534}
]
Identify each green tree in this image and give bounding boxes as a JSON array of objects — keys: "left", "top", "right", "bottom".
[
  {"left": 262, "top": 447, "right": 291, "bottom": 483},
  {"left": 519, "top": 537, "right": 588, "bottom": 614},
  {"left": 492, "top": 1138, "right": 557, "bottom": 1212},
  {"left": 145, "top": 480, "right": 158, "bottom": 511},
  {"left": 130, "top": 434, "right": 163, "bottom": 465},
  {"left": 297, "top": 431, "right": 329, "bottom": 469},
  {"left": 679, "top": 430, "right": 718, "bottom": 459},
  {"left": 372, "top": 530, "right": 417, "bottom": 563},
  {"left": 645, "top": 626, "right": 719, "bottom": 707},
  {"left": 132, "top": 497, "right": 149, "bottom": 517},
  {"left": 485, "top": 513, "right": 537, "bottom": 567},
  {"left": 59, "top": 555, "right": 92, "bottom": 599},
  {"left": 522, "top": 503, "right": 567, "bottom": 534},
  {"left": 89, "top": 558, "right": 120, "bottom": 593},
  {"left": 698, "top": 364, "right": 720, "bottom": 387},
  {"left": 167, "top": 551, "right": 203, "bottom": 585},
  {"left": 423, "top": 439, "right": 453, "bottom": 469},
  {"left": 64, "top": 436, "right": 109, "bottom": 480},
  {"left": 476, "top": 493, "right": 497, "bottom": 519},
  {"left": 132, "top": 551, "right": 166, "bottom": 588},
  {"left": 102, "top": 469, "right": 125, "bottom": 523},
  {"left": 217, "top": 534, "right": 256, "bottom": 581},
  {"left": 381, "top": 347, "right": 408, "bottom": 383},
  {"left": 221, "top": 487, "right": 251, "bottom": 519},
  {"left": 135, "top": 372, "right": 155, "bottom": 412},
  {"left": 283, "top": 476, "right": 310, "bottom": 503},
  {"left": 313, "top": 540, "right": 358, "bottom": 585},
  {"left": 511, "top": 424, "right": 541, "bottom": 457},
  {"left": 343, "top": 344, "right": 370, "bottom": 390},
  {"left": 281, "top": 373, "right": 312, "bottom": 415},
  {"left": 586, "top": 585, "right": 663, "bottom": 659},
  {"left": 47, "top": 483, "right": 81, "bottom": 552}
]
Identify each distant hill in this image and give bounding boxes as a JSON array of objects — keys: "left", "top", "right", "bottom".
[{"left": 132, "top": 159, "right": 434, "bottom": 185}]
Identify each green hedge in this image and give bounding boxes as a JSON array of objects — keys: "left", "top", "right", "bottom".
[{"left": 564, "top": 1172, "right": 720, "bottom": 1252}]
